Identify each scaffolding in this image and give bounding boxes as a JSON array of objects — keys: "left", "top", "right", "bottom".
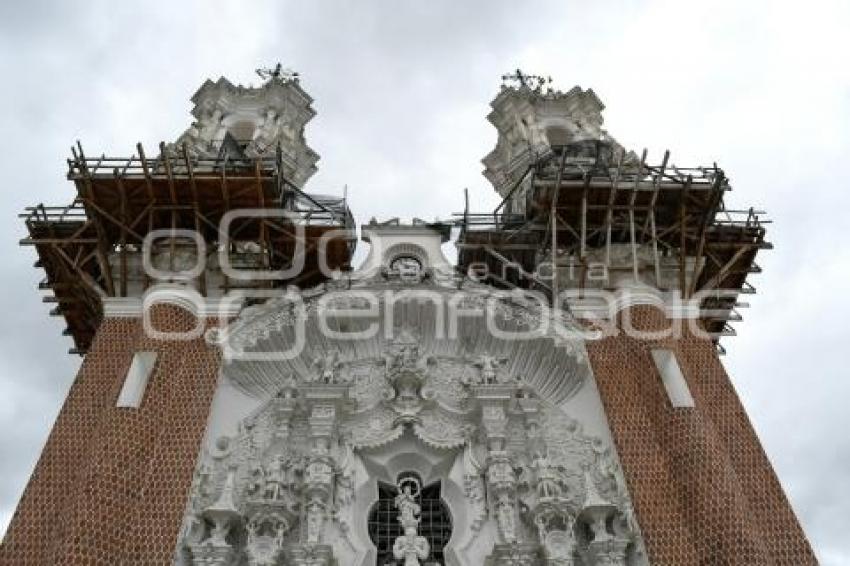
[
  {"left": 21, "top": 141, "right": 356, "bottom": 355},
  {"left": 456, "top": 143, "right": 769, "bottom": 352}
]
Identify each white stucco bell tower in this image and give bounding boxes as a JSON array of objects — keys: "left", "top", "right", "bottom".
[{"left": 172, "top": 71, "right": 319, "bottom": 187}]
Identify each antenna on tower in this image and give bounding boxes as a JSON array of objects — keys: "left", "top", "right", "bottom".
[{"left": 256, "top": 63, "right": 300, "bottom": 83}]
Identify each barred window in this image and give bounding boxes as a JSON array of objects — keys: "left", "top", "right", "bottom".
[{"left": 367, "top": 474, "right": 452, "bottom": 566}]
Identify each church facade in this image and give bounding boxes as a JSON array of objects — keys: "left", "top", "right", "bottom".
[{"left": 1, "top": 70, "right": 816, "bottom": 565}]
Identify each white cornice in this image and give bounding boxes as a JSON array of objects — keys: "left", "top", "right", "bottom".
[{"left": 102, "top": 290, "right": 246, "bottom": 319}]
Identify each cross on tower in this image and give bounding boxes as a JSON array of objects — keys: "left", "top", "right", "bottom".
[
  {"left": 256, "top": 63, "right": 300, "bottom": 83},
  {"left": 501, "top": 69, "right": 552, "bottom": 92}
]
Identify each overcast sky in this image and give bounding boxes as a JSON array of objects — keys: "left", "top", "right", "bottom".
[{"left": 0, "top": 0, "right": 848, "bottom": 563}]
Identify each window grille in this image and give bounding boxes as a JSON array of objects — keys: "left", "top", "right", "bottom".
[{"left": 367, "top": 475, "right": 452, "bottom": 566}]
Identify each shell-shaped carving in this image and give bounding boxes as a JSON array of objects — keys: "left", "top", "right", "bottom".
[{"left": 219, "top": 284, "right": 590, "bottom": 407}]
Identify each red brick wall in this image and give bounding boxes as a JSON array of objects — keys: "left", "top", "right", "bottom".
[
  {"left": 0, "top": 305, "right": 222, "bottom": 566},
  {"left": 1, "top": 302, "right": 817, "bottom": 565},
  {"left": 585, "top": 305, "right": 816, "bottom": 565}
]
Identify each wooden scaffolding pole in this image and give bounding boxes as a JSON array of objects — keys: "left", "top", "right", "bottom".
[
  {"left": 678, "top": 175, "right": 692, "bottom": 297},
  {"left": 549, "top": 149, "right": 568, "bottom": 303}
]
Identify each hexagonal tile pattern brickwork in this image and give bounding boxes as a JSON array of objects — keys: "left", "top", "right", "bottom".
[
  {"left": 585, "top": 305, "right": 816, "bottom": 565},
  {"left": 0, "top": 305, "right": 223, "bottom": 565}
]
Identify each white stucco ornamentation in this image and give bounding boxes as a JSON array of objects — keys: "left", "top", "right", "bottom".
[
  {"left": 168, "top": 72, "right": 319, "bottom": 187},
  {"left": 176, "top": 224, "right": 647, "bottom": 566},
  {"left": 392, "top": 476, "right": 431, "bottom": 566},
  {"left": 481, "top": 79, "right": 637, "bottom": 208}
]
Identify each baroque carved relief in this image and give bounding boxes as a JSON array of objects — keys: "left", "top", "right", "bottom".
[
  {"left": 179, "top": 244, "right": 645, "bottom": 565},
  {"left": 178, "top": 327, "right": 644, "bottom": 565}
]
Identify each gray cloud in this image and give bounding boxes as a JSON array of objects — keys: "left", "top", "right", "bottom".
[{"left": 0, "top": 0, "right": 847, "bottom": 562}]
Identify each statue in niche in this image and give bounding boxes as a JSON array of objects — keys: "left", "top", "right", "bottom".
[
  {"left": 488, "top": 457, "right": 517, "bottom": 488},
  {"left": 275, "top": 522, "right": 286, "bottom": 547},
  {"left": 247, "top": 464, "right": 265, "bottom": 498},
  {"left": 463, "top": 437, "right": 487, "bottom": 532},
  {"left": 394, "top": 479, "right": 421, "bottom": 525},
  {"left": 392, "top": 476, "right": 431, "bottom": 566},
  {"left": 195, "top": 462, "right": 213, "bottom": 500},
  {"left": 306, "top": 499, "right": 325, "bottom": 544},
  {"left": 334, "top": 438, "right": 356, "bottom": 508},
  {"left": 198, "top": 108, "right": 225, "bottom": 149},
  {"left": 252, "top": 108, "right": 281, "bottom": 151},
  {"left": 531, "top": 450, "right": 563, "bottom": 500},
  {"left": 539, "top": 524, "right": 576, "bottom": 564},
  {"left": 180, "top": 122, "right": 204, "bottom": 156},
  {"left": 494, "top": 492, "right": 518, "bottom": 543},
  {"left": 263, "top": 455, "right": 287, "bottom": 501},
  {"left": 287, "top": 455, "right": 305, "bottom": 487}
]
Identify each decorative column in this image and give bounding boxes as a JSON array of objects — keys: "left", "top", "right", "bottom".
[
  {"left": 478, "top": 390, "right": 518, "bottom": 544},
  {"left": 476, "top": 385, "right": 539, "bottom": 565},
  {"left": 243, "top": 380, "right": 299, "bottom": 566},
  {"left": 519, "top": 390, "right": 578, "bottom": 566},
  {"left": 294, "top": 383, "right": 350, "bottom": 566},
  {"left": 304, "top": 404, "right": 336, "bottom": 545}
]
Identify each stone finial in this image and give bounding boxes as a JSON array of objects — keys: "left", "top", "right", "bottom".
[{"left": 202, "top": 469, "right": 241, "bottom": 545}]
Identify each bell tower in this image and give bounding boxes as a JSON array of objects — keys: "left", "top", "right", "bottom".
[
  {"left": 3, "top": 68, "right": 354, "bottom": 565},
  {"left": 456, "top": 71, "right": 817, "bottom": 565},
  {"left": 174, "top": 68, "right": 319, "bottom": 187}
]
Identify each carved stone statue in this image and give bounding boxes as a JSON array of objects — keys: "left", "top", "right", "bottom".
[
  {"left": 252, "top": 109, "right": 281, "bottom": 151},
  {"left": 394, "top": 479, "right": 421, "bottom": 526},
  {"left": 305, "top": 500, "right": 325, "bottom": 544},
  {"left": 334, "top": 439, "right": 356, "bottom": 509},
  {"left": 247, "top": 465, "right": 265, "bottom": 497},
  {"left": 494, "top": 492, "right": 518, "bottom": 544},
  {"left": 197, "top": 109, "right": 225, "bottom": 150},
  {"left": 531, "top": 451, "right": 563, "bottom": 500},
  {"left": 462, "top": 440, "right": 487, "bottom": 531},
  {"left": 263, "top": 456, "right": 287, "bottom": 501},
  {"left": 393, "top": 523, "right": 430, "bottom": 566},
  {"left": 391, "top": 476, "right": 431, "bottom": 566}
]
